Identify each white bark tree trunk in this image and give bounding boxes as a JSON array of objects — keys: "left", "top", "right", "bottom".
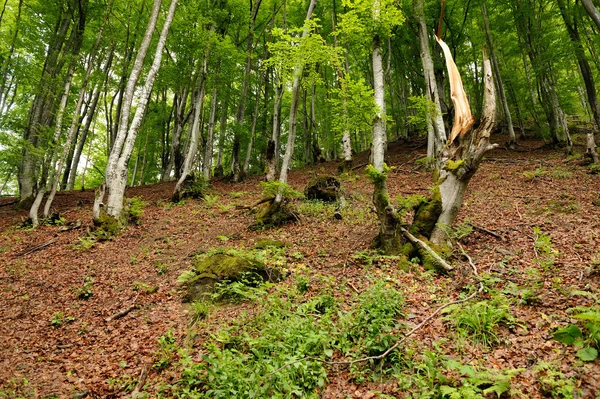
[
  {"left": 414, "top": 0, "right": 446, "bottom": 157},
  {"left": 482, "top": 3, "right": 516, "bottom": 147},
  {"left": 203, "top": 86, "right": 218, "bottom": 179},
  {"left": 173, "top": 49, "right": 209, "bottom": 200},
  {"left": 371, "top": 34, "right": 386, "bottom": 172},
  {"left": 104, "top": 0, "right": 178, "bottom": 219},
  {"left": 276, "top": 0, "right": 317, "bottom": 201},
  {"left": 29, "top": 61, "right": 75, "bottom": 227},
  {"left": 266, "top": 82, "right": 283, "bottom": 182}
]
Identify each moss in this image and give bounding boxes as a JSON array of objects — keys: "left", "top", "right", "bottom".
[
  {"left": 193, "top": 253, "right": 263, "bottom": 280},
  {"left": 255, "top": 239, "right": 286, "bottom": 249},
  {"left": 92, "top": 212, "right": 123, "bottom": 240},
  {"left": 400, "top": 242, "right": 417, "bottom": 258},
  {"left": 410, "top": 187, "right": 442, "bottom": 238},
  {"left": 365, "top": 163, "right": 391, "bottom": 184},
  {"left": 397, "top": 255, "right": 413, "bottom": 272},
  {"left": 445, "top": 159, "right": 465, "bottom": 172},
  {"left": 181, "top": 252, "right": 282, "bottom": 302},
  {"left": 250, "top": 200, "right": 298, "bottom": 230}
]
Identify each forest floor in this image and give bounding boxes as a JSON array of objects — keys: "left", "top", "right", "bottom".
[{"left": 1, "top": 135, "right": 599, "bottom": 398}]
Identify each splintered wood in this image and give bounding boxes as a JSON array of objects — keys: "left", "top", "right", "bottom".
[{"left": 435, "top": 37, "right": 474, "bottom": 144}]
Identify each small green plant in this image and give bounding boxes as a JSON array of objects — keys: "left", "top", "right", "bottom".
[
  {"left": 126, "top": 196, "right": 146, "bottom": 225},
  {"left": 553, "top": 306, "right": 600, "bottom": 362},
  {"left": 533, "top": 227, "right": 556, "bottom": 270},
  {"left": 436, "top": 221, "right": 473, "bottom": 242},
  {"left": 534, "top": 361, "right": 579, "bottom": 398},
  {"left": 444, "top": 297, "right": 513, "bottom": 347},
  {"left": 203, "top": 194, "right": 220, "bottom": 207},
  {"left": 75, "top": 236, "right": 95, "bottom": 251},
  {"left": 154, "top": 330, "right": 177, "bottom": 372},
  {"left": 156, "top": 263, "right": 168, "bottom": 275},
  {"left": 189, "top": 300, "right": 210, "bottom": 326},
  {"left": 550, "top": 167, "right": 572, "bottom": 179},
  {"left": 340, "top": 281, "right": 405, "bottom": 368},
  {"left": 298, "top": 200, "right": 334, "bottom": 218},
  {"left": 211, "top": 273, "right": 269, "bottom": 303},
  {"left": 77, "top": 277, "right": 94, "bottom": 299},
  {"left": 133, "top": 281, "right": 158, "bottom": 294},
  {"left": 50, "top": 312, "right": 74, "bottom": 327},
  {"left": 296, "top": 276, "right": 310, "bottom": 294},
  {"left": 523, "top": 167, "right": 547, "bottom": 181},
  {"left": 229, "top": 191, "right": 248, "bottom": 199},
  {"left": 588, "top": 163, "right": 600, "bottom": 175},
  {"left": 107, "top": 374, "right": 137, "bottom": 393}
]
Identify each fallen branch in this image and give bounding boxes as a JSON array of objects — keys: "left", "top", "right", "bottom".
[
  {"left": 105, "top": 294, "right": 139, "bottom": 322},
  {"left": 400, "top": 227, "right": 453, "bottom": 272},
  {"left": 130, "top": 364, "right": 150, "bottom": 398},
  {"left": 0, "top": 200, "right": 17, "bottom": 207},
  {"left": 470, "top": 223, "right": 506, "bottom": 241},
  {"left": 258, "top": 245, "right": 483, "bottom": 380},
  {"left": 16, "top": 240, "right": 56, "bottom": 257}
]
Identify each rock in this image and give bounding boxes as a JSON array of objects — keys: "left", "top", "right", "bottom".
[
  {"left": 304, "top": 175, "right": 342, "bottom": 202},
  {"left": 181, "top": 252, "right": 282, "bottom": 302},
  {"left": 254, "top": 238, "right": 286, "bottom": 249}
]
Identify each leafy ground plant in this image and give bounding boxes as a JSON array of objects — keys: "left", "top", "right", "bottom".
[
  {"left": 553, "top": 306, "right": 600, "bottom": 361},
  {"left": 444, "top": 296, "right": 514, "bottom": 347}
]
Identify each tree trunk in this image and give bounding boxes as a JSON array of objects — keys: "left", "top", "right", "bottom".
[
  {"left": 201, "top": 86, "right": 218, "bottom": 179},
  {"left": 232, "top": 0, "right": 262, "bottom": 182},
  {"left": 276, "top": 0, "right": 317, "bottom": 202},
  {"left": 214, "top": 90, "right": 229, "bottom": 178},
  {"left": 558, "top": 0, "right": 599, "bottom": 163},
  {"left": 44, "top": 10, "right": 107, "bottom": 217},
  {"left": 164, "top": 82, "right": 191, "bottom": 180},
  {"left": 430, "top": 43, "right": 499, "bottom": 246},
  {"left": 265, "top": 81, "right": 283, "bottom": 181},
  {"left": 414, "top": 0, "right": 447, "bottom": 158},
  {"left": 243, "top": 75, "right": 263, "bottom": 176},
  {"left": 173, "top": 48, "right": 209, "bottom": 201},
  {"left": 67, "top": 86, "right": 102, "bottom": 190},
  {"left": 482, "top": 3, "right": 516, "bottom": 148},
  {"left": 581, "top": 0, "right": 600, "bottom": 31},
  {"left": 0, "top": 0, "right": 22, "bottom": 116},
  {"left": 103, "top": 0, "right": 178, "bottom": 220}
]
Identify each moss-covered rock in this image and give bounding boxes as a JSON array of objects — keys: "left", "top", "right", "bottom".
[
  {"left": 254, "top": 238, "right": 286, "bottom": 249},
  {"left": 304, "top": 175, "right": 342, "bottom": 202},
  {"left": 250, "top": 200, "right": 298, "bottom": 230},
  {"left": 180, "top": 252, "right": 282, "bottom": 302}
]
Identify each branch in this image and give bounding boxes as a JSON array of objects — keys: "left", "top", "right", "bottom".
[{"left": 400, "top": 227, "right": 453, "bottom": 272}]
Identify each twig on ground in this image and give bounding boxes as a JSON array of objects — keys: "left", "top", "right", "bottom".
[
  {"left": 470, "top": 223, "right": 506, "bottom": 241},
  {"left": 105, "top": 294, "right": 139, "bottom": 322},
  {"left": 16, "top": 240, "right": 56, "bottom": 257}
]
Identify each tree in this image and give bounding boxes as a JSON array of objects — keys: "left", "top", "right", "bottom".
[{"left": 101, "top": 0, "right": 178, "bottom": 221}]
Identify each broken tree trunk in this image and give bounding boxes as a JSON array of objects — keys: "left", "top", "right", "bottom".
[{"left": 429, "top": 41, "right": 499, "bottom": 246}]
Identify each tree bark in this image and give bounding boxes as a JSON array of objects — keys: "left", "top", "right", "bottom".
[
  {"left": 414, "top": 0, "right": 447, "bottom": 159},
  {"left": 203, "top": 86, "right": 219, "bottom": 179},
  {"left": 558, "top": 0, "right": 599, "bottom": 163},
  {"left": 243, "top": 75, "right": 263, "bottom": 176},
  {"left": 276, "top": 0, "right": 317, "bottom": 202},
  {"left": 430, "top": 43, "right": 499, "bottom": 246},
  {"left": 482, "top": 3, "right": 516, "bottom": 147},
  {"left": 173, "top": 48, "right": 209, "bottom": 201},
  {"left": 103, "top": 0, "right": 178, "bottom": 219},
  {"left": 581, "top": 0, "right": 600, "bottom": 31}
]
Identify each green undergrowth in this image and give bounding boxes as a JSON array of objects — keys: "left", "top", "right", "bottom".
[{"left": 154, "top": 276, "right": 531, "bottom": 398}]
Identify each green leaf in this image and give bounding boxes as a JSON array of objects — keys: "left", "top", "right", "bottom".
[
  {"left": 576, "top": 347, "right": 598, "bottom": 362},
  {"left": 324, "top": 349, "right": 333, "bottom": 358},
  {"left": 553, "top": 324, "right": 583, "bottom": 345},
  {"left": 483, "top": 380, "right": 511, "bottom": 397},
  {"left": 439, "top": 385, "right": 457, "bottom": 396}
]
